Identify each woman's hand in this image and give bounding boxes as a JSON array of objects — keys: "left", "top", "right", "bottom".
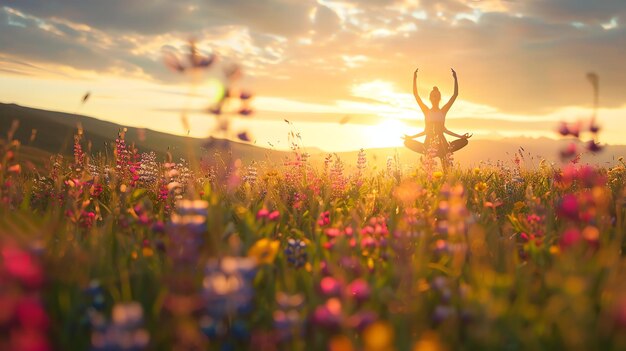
[
  {"left": 462, "top": 132, "right": 472, "bottom": 139},
  {"left": 414, "top": 68, "right": 419, "bottom": 77},
  {"left": 451, "top": 68, "right": 457, "bottom": 79}
]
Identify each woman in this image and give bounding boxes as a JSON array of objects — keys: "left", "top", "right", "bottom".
[{"left": 403, "top": 68, "right": 471, "bottom": 160}]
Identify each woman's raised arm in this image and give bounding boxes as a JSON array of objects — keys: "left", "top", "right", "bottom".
[
  {"left": 442, "top": 68, "right": 458, "bottom": 113},
  {"left": 413, "top": 68, "right": 428, "bottom": 113}
]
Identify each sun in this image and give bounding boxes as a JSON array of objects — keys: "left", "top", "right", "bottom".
[{"left": 365, "top": 118, "right": 408, "bottom": 149}]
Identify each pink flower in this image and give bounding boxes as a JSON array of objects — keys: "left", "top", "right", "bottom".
[
  {"left": 324, "top": 228, "right": 341, "bottom": 238},
  {"left": 320, "top": 277, "right": 342, "bottom": 297},
  {"left": 346, "top": 279, "right": 371, "bottom": 302},
  {"left": 268, "top": 210, "right": 280, "bottom": 221},
  {"left": 312, "top": 298, "right": 342, "bottom": 329},
  {"left": 1, "top": 246, "right": 43, "bottom": 288},
  {"left": 560, "top": 228, "right": 582, "bottom": 249},
  {"left": 16, "top": 297, "right": 49, "bottom": 330},
  {"left": 558, "top": 194, "right": 579, "bottom": 220},
  {"left": 257, "top": 208, "right": 269, "bottom": 219},
  {"left": 317, "top": 211, "right": 330, "bottom": 226}
]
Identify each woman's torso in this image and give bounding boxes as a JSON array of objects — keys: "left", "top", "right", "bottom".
[{"left": 424, "top": 108, "right": 446, "bottom": 133}]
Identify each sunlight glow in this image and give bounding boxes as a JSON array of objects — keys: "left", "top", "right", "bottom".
[{"left": 366, "top": 118, "right": 407, "bottom": 148}]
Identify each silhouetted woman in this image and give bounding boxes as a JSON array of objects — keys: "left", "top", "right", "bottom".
[{"left": 403, "top": 68, "right": 471, "bottom": 163}]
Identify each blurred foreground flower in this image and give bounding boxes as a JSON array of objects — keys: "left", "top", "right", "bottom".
[
  {"left": 90, "top": 302, "right": 150, "bottom": 351},
  {"left": 0, "top": 240, "right": 51, "bottom": 351},
  {"left": 248, "top": 238, "right": 280, "bottom": 264},
  {"left": 202, "top": 257, "right": 257, "bottom": 318}
]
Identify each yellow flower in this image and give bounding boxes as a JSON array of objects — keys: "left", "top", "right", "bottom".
[
  {"left": 474, "top": 182, "right": 487, "bottom": 192},
  {"left": 363, "top": 321, "right": 394, "bottom": 351},
  {"left": 248, "top": 238, "right": 280, "bottom": 264},
  {"left": 413, "top": 331, "right": 446, "bottom": 351},
  {"left": 549, "top": 245, "right": 560, "bottom": 255},
  {"left": 142, "top": 247, "right": 154, "bottom": 257},
  {"left": 432, "top": 171, "right": 443, "bottom": 180},
  {"left": 472, "top": 167, "right": 480, "bottom": 176}
]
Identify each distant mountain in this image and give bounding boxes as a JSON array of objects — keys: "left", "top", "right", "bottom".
[
  {"left": 0, "top": 102, "right": 291, "bottom": 166},
  {"left": 1, "top": 102, "right": 624, "bottom": 170}
]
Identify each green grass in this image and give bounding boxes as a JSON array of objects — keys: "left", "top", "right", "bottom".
[{"left": 1, "top": 129, "right": 626, "bottom": 351}]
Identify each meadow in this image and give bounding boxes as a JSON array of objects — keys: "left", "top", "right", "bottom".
[{"left": 1, "top": 122, "right": 626, "bottom": 351}]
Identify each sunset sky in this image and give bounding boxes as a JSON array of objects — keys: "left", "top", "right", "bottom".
[{"left": 1, "top": 0, "right": 625, "bottom": 151}]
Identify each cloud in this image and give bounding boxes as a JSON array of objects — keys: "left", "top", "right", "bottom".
[
  {"left": 510, "top": 0, "right": 626, "bottom": 25},
  {"left": 1, "top": 0, "right": 318, "bottom": 37},
  {"left": 0, "top": 0, "right": 625, "bottom": 118}
]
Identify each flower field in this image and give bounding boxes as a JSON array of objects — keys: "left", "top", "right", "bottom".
[{"left": 2, "top": 127, "right": 626, "bottom": 351}]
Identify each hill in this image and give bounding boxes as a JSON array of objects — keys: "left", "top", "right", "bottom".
[
  {"left": 1, "top": 102, "right": 624, "bottom": 170},
  {"left": 0, "top": 102, "right": 291, "bottom": 166}
]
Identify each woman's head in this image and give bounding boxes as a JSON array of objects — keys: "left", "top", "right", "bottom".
[{"left": 429, "top": 86, "right": 441, "bottom": 105}]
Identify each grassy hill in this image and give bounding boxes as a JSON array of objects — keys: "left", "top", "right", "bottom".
[
  {"left": 2, "top": 102, "right": 624, "bottom": 171},
  {"left": 0, "top": 102, "right": 291, "bottom": 166}
]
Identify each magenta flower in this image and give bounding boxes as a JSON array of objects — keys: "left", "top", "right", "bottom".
[
  {"left": 346, "top": 279, "right": 371, "bottom": 302},
  {"left": 312, "top": 298, "right": 342, "bottom": 329},
  {"left": 320, "top": 277, "right": 342, "bottom": 297},
  {"left": 2, "top": 246, "right": 43, "bottom": 288},
  {"left": 16, "top": 297, "right": 49, "bottom": 330},
  {"left": 317, "top": 211, "right": 330, "bottom": 226},
  {"left": 558, "top": 194, "right": 579, "bottom": 220},
  {"left": 257, "top": 208, "right": 269, "bottom": 219},
  {"left": 268, "top": 210, "right": 280, "bottom": 221},
  {"left": 324, "top": 228, "right": 341, "bottom": 239},
  {"left": 560, "top": 228, "right": 582, "bottom": 249}
]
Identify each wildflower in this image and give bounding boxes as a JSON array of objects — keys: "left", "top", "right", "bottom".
[
  {"left": 3, "top": 247, "right": 44, "bottom": 289},
  {"left": 559, "top": 228, "right": 582, "bottom": 249},
  {"left": 312, "top": 298, "right": 342, "bottom": 329},
  {"left": 257, "top": 208, "right": 269, "bottom": 219},
  {"left": 8, "top": 164, "right": 21, "bottom": 174},
  {"left": 412, "top": 331, "right": 445, "bottom": 351},
  {"left": 268, "top": 210, "right": 280, "bottom": 221},
  {"left": 243, "top": 163, "right": 258, "bottom": 185},
  {"left": 587, "top": 140, "right": 603, "bottom": 153},
  {"left": 203, "top": 257, "right": 257, "bottom": 318},
  {"left": 432, "top": 305, "right": 454, "bottom": 325},
  {"left": 325, "top": 228, "right": 341, "bottom": 239},
  {"left": 474, "top": 182, "right": 487, "bottom": 192},
  {"left": 329, "top": 335, "right": 355, "bottom": 351},
  {"left": 248, "top": 238, "right": 280, "bottom": 264},
  {"left": 558, "top": 194, "right": 579, "bottom": 220},
  {"left": 90, "top": 302, "right": 150, "bottom": 351},
  {"left": 582, "top": 225, "right": 600, "bottom": 247},
  {"left": 237, "top": 131, "right": 251, "bottom": 141},
  {"left": 320, "top": 277, "right": 342, "bottom": 297},
  {"left": 318, "top": 211, "right": 331, "bottom": 226},
  {"left": 346, "top": 279, "right": 371, "bottom": 302},
  {"left": 284, "top": 238, "right": 307, "bottom": 268},
  {"left": 362, "top": 321, "right": 394, "bottom": 351},
  {"left": 558, "top": 121, "right": 570, "bottom": 136},
  {"left": 274, "top": 292, "right": 305, "bottom": 340},
  {"left": 347, "top": 311, "right": 378, "bottom": 331}
]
